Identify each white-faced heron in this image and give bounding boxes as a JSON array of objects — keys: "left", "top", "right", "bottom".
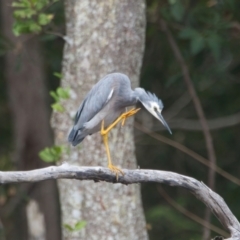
[{"left": 68, "top": 73, "right": 171, "bottom": 178}]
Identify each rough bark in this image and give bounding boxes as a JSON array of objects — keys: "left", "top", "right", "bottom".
[
  {"left": 1, "top": 165, "right": 240, "bottom": 240},
  {"left": 51, "top": 0, "right": 147, "bottom": 239},
  {"left": 1, "top": 1, "right": 61, "bottom": 240}
]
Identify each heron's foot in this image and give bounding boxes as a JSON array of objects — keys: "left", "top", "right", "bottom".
[
  {"left": 121, "top": 108, "right": 141, "bottom": 127},
  {"left": 108, "top": 164, "right": 124, "bottom": 181}
]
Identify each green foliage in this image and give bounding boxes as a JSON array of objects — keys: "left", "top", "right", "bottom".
[
  {"left": 178, "top": 28, "right": 224, "bottom": 58},
  {"left": 53, "top": 72, "right": 63, "bottom": 79},
  {"left": 160, "top": 0, "right": 232, "bottom": 59},
  {"left": 169, "top": 0, "right": 185, "bottom": 22},
  {"left": 146, "top": 205, "right": 195, "bottom": 230},
  {"left": 50, "top": 87, "right": 70, "bottom": 101},
  {"left": 51, "top": 102, "right": 64, "bottom": 112},
  {"left": 64, "top": 221, "right": 87, "bottom": 232},
  {"left": 50, "top": 86, "right": 70, "bottom": 112},
  {"left": 12, "top": 0, "right": 57, "bottom": 36},
  {"left": 179, "top": 28, "right": 205, "bottom": 55},
  {"left": 39, "top": 145, "right": 64, "bottom": 162},
  {"left": 147, "top": 205, "right": 198, "bottom": 230},
  {"left": 145, "top": 203, "right": 201, "bottom": 240}
]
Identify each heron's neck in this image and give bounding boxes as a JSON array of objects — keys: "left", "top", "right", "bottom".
[{"left": 132, "top": 87, "right": 147, "bottom": 103}]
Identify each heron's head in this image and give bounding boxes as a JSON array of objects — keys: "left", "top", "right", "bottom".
[{"left": 134, "top": 88, "right": 172, "bottom": 134}]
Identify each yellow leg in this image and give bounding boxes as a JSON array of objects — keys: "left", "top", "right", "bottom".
[
  {"left": 100, "top": 108, "right": 140, "bottom": 179},
  {"left": 101, "top": 121, "right": 123, "bottom": 180},
  {"left": 121, "top": 108, "right": 141, "bottom": 127}
]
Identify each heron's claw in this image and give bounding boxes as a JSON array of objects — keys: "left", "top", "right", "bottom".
[
  {"left": 108, "top": 164, "right": 124, "bottom": 181},
  {"left": 121, "top": 108, "right": 141, "bottom": 127}
]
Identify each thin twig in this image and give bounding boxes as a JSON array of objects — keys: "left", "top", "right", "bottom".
[
  {"left": 164, "top": 91, "right": 191, "bottom": 119},
  {"left": 161, "top": 19, "right": 217, "bottom": 239},
  {"left": 157, "top": 186, "right": 228, "bottom": 237},
  {"left": 135, "top": 122, "right": 240, "bottom": 186},
  {"left": 155, "top": 112, "right": 240, "bottom": 131}
]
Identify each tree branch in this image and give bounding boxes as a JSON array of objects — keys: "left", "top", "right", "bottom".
[
  {"left": 154, "top": 112, "right": 240, "bottom": 131},
  {"left": 161, "top": 19, "right": 217, "bottom": 239},
  {"left": 157, "top": 186, "right": 228, "bottom": 237},
  {"left": 135, "top": 123, "right": 240, "bottom": 186},
  {"left": 0, "top": 164, "right": 239, "bottom": 239}
]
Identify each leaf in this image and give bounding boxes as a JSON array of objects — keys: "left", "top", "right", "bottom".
[
  {"left": 38, "top": 13, "right": 53, "bottom": 26},
  {"left": 190, "top": 34, "right": 205, "bottom": 55},
  {"left": 12, "top": 2, "right": 25, "bottom": 7},
  {"left": 14, "top": 10, "right": 28, "bottom": 18},
  {"left": 12, "top": 20, "right": 36, "bottom": 36},
  {"left": 56, "top": 87, "right": 70, "bottom": 99},
  {"left": 74, "top": 221, "right": 87, "bottom": 231},
  {"left": 39, "top": 146, "right": 64, "bottom": 162},
  {"left": 206, "top": 33, "right": 221, "bottom": 60},
  {"left": 170, "top": 1, "right": 185, "bottom": 22},
  {"left": 28, "top": 22, "right": 41, "bottom": 33},
  {"left": 12, "top": 22, "right": 25, "bottom": 36},
  {"left": 12, "top": 0, "right": 55, "bottom": 36},
  {"left": 53, "top": 72, "right": 63, "bottom": 79},
  {"left": 63, "top": 224, "right": 74, "bottom": 232},
  {"left": 179, "top": 28, "right": 197, "bottom": 40},
  {"left": 179, "top": 28, "right": 205, "bottom": 55},
  {"left": 35, "top": 0, "right": 50, "bottom": 11},
  {"left": 51, "top": 102, "right": 64, "bottom": 112},
  {"left": 12, "top": 0, "right": 31, "bottom": 8},
  {"left": 14, "top": 9, "right": 36, "bottom": 18},
  {"left": 39, "top": 148, "right": 55, "bottom": 162},
  {"left": 64, "top": 221, "right": 87, "bottom": 232},
  {"left": 50, "top": 87, "right": 69, "bottom": 102},
  {"left": 50, "top": 91, "right": 59, "bottom": 102}
]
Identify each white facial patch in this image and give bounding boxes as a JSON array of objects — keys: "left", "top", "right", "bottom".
[
  {"left": 150, "top": 102, "right": 161, "bottom": 112},
  {"left": 141, "top": 101, "right": 163, "bottom": 122}
]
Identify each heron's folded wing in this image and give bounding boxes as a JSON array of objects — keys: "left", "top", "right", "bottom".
[{"left": 74, "top": 81, "right": 115, "bottom": 129}]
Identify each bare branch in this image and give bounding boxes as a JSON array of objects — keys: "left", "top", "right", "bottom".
[
  {"left": 135, "top": 123, "right": 240, "bottom": 187},
  {"left": 161, "top": 113, "right": 240, "bottom": 131},
  {"left": 164, "top": 91, "right": 191, "bottom": 119},
  {"left": 157, "top": 186, "right": 228, "bottom": 237},
  {"left": 161, "top": 19, "right": 217, "bottom": 239},
  {"left": 0, "top": 164, "right": 239, "bottom": 239}
]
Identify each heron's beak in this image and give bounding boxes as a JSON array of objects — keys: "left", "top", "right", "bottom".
[
  {"left": 157, "top": 113, "right": 172, "bottom": 134},
  {"left": 140, "top": 101, "right": 172, "bottom": 134}
]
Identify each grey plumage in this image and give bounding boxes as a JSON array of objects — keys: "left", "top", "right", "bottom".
[{"left": 68, "top": 72, "right": 171, "bottom": 146}]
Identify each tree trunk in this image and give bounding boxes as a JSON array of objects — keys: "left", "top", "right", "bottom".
[
  {"left": 52, "top": 0, "right": 148, "bottom": 239},
  {"left": 1, "top": 1, "right": 61, "bottom": 240}
]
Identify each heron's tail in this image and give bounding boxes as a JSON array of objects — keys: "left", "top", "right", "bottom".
[{"left": 68, "top": 127, "right": 84, "bottom": 146}]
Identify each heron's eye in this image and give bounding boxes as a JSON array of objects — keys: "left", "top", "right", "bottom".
[{"left": 154, "top": 106, "right": 158, "bottom": 112}]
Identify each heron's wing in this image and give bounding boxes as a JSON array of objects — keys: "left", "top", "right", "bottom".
[{"left": 74, "top": 78, "right": 115, "bottom": 129}]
